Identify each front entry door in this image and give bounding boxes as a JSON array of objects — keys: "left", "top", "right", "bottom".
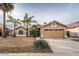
[{"left": 19, "top": 30, "right": 23, "bottom": 35}]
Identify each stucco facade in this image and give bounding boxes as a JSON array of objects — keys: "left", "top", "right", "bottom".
[
  {"left": 15, "top": 26, "right": 26, "bottom": 36},
  {"left": 67, "top": 21, "right": 79, "bottom": 37}
]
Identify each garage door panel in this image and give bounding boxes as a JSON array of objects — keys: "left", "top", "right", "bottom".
[{"left": 43, "top": 29, "right": 64, "bottom": 38}]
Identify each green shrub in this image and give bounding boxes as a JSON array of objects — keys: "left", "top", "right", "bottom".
[
  {"left": 30, "top": 25, "right": 38, "bottom": 37},
  {"left": 33, "top": 40, "right": 50, "bottom": 49},
  {"left": 30, "top": 29, "right": 37, "bottom": 37}
]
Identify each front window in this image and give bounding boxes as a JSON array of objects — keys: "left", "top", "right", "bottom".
[{"left": 19, "top": 30, "right": 23, "bottom": 35}]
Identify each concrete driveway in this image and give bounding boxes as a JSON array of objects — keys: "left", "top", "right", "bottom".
[{"left": 44, "top": 38, "right": 79, "bottom": 56}]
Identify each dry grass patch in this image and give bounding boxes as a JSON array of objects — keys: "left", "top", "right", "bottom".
[
  {"left": 0, "top": 37, "right": 53, "bottom": 53},
  {"left": 0, "top": 37, "right": 35, "bottom": 47}
]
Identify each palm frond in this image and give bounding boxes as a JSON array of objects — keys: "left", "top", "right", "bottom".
[
  {"left": 32, "top": 20, "right": 37, "bottom": 23},
  {"left": 0, "top": 3, "right": 14, "bottom": 12},
  {"left": 29, "top": 16, "right": 34, "bottom": 20}
]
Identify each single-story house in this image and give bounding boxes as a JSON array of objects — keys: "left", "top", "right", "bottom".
[
  {"left": 0, "top": 21, "right": 67, "bottom": 38},
  {"left": 11, "top": 21, "right": 67, "bottom": 38},
  {"left": 41, "top": 21, "right": 67, "bottom": 38},
  {"left": 0, "top": 23, "right": 12, "bottom": 36}
]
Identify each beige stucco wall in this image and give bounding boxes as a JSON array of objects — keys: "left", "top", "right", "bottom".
[
  {"left": 67, "top": 27, "right": 79, "bottom": 37},
  {"left": 67, "top": 27, "right": 79, "bottom": 32}
]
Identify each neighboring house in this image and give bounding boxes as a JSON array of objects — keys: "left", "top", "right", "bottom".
[
  {"left": 67, "top": 21, "right": 79, "bottom": 37},
  {"left": 41, "top": 21, "right": 67, "bottom": 38},
  {"left": 0, "top": 23, "right": 12, "bottom": 36},
  {"left": 0, "top": 23, "right": 4, "bottom": 36}
]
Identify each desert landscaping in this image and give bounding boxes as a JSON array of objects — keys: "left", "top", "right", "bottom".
[{"left": 0, "top": 37, "right": 53, "bottom": 53}]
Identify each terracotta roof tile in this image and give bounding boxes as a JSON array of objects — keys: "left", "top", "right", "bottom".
[
  {"left": 67, "top": 21, "right": 79, "bottom": 29},
  {"left": 0, "top": 23, "right": 3, "bottom": 29},
  {"left": 42, "top": 20, "right": 67, "bottom": 28}
]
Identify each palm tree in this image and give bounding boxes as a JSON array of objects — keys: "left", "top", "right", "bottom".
[
  {"left": 21, "top": 13, "right": 37, "bottom": 37},
  {"left": 7, "top": 15, "right": 21, "bottom": 37},
  {"left": 0, "top": 3, "right": 14, "bottom": 38}
]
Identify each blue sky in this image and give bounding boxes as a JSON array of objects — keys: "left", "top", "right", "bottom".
[{"left": 0, "top": 3, "right": 79, "bottom": 29}]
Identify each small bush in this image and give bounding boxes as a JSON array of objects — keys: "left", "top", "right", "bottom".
[
  {"left": 33, "top": 40, "right": 50, "bottom": 49},
  {"left": 30, "top": 25, "right": 38, "bottom": 37},
  {"left": 30, "top": 29, "right": 37, "bottom": 37}
]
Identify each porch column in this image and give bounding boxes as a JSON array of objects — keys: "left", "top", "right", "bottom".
[
  {"left": 41, "top": 29, "right": 44, "bottom": 37},
  {"left": 64, "top": 29, "right": 67, "bottom": 38}
]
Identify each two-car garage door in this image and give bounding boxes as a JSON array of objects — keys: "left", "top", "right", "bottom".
[{"left": 43, "top": 29, "right": 64, "bottom": 38}]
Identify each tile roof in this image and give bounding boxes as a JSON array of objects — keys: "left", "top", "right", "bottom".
[
  {"left": 15, "top": 26, "right": 26, "bottom": 30},
  {"left": 67, "top": 21, "right": 79, "bottom": 29},
  {"left": 0, "top": 23, "right": 3, "bottom": 29},
  {"left": 42, "top": 20, "right": 67, "bottom": 28},
  {"left": 0, "top": 23, "right": 12, "bottom": 31}
]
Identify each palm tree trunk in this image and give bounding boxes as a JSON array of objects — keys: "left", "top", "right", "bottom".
[
  {"left": 2, "top": 11, "right": 6, "bottom": 38},
  {"left": 27, "top": 22, "right": 28, "bottom": 37},
  {"left": 14, "top": 24, "right": 16, "bottom": 37},
  {"left": 24, "top": 23, "right": 27, "bottom": 37}
]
